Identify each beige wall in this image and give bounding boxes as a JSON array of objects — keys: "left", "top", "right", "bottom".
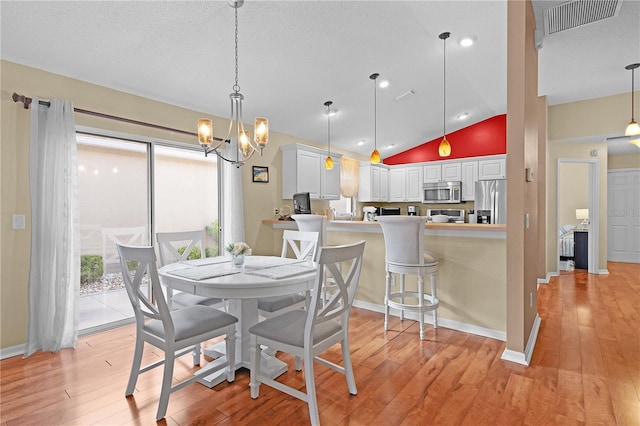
[
  {"left": 558, "top": 163, "right": 589, "bottom": 226},
  {"left": 608, "top": 153, "right": 640, "bottom": 169},
  {"left": 505, "top": 0, "right": 540, "bottom": 354},
  {"left": 0, "top": 60, "right": 364, "bottom": 350}
]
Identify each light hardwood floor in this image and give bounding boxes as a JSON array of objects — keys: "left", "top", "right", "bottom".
[{"left": 1, "top": 262, "right": 638, "bottom": 425}]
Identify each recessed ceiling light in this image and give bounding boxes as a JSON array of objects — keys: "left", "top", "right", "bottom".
[
  {"left": 379, "top": 79, "right": 390, "bottom": 89},
  {"left": 357, "top": 140, "right": 365, "bottom": 146},
  {"left": 459, "top": 36, "right": 476, "bottom": 47},
  {"left": 384, "top": 144, "right": 395, "bottom": 149},
  {"left": 324, "top": 108, "right": 337, "bottom": 117},
  {"left": 456, "top": 112, "right": 470, "bottom": 120}
]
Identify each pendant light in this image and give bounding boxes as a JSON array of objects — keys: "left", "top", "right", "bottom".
[
  {"left": 324, "top": 101, "right": 334, "bottom": 170},
  {"left": 370, "top": 73, "right": 381, "bottom": 164},
  {"left": 197, "top": 0, "right": 268, "bottom": 167},
  {"left": 624, "top": 63, "right": 640, "bottom": 137},
  {"left": 438, "top": 31, "right": 452, "bottom": 157}
]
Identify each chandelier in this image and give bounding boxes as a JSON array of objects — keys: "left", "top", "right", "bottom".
[{"left": 197, "top": 0, "right": 268, "bottom": 167}]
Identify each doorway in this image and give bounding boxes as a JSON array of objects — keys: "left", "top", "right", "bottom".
[
  {"left": 557, "top": 158, "right": 600, "bottom": 274},
  {"left": 607, "top": 168, "right": 640, "bottom": 263}
]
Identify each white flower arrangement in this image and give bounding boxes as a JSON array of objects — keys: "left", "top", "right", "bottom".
[{"left": 226, "top": 242, "right": 252, "bottom": 256}]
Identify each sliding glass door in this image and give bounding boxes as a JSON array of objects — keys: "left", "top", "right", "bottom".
[{"left": 77, "top": 133, "right": 218, "bottom": 333}]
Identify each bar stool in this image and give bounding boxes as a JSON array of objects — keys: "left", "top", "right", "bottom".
[{"left": 376, "top": 216, "right": 439, "bottom": 340}]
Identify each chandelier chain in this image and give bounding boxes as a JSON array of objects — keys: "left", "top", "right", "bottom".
[{"left": 233, "top": 4, "right": 240, "bottom": 93}]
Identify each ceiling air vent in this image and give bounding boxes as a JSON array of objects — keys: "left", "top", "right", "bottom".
[{"left": 544, "top": 0, "right": 622, "bottom": 35}]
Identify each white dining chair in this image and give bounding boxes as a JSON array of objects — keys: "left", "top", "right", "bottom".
[
  {"left": 256, "top": 230, "right": 319, "bottom": 319},
  {"left": 376, "top": 216, "right": 440, "bottom": 340},
  {"left": 156, "top": 230, "right": 226, "bottom": 310},
  {"left": 291, "top": 214, "right": 337, "bottom": 304},
  {"left": 249, "top": 240, "right": 366, "bottom": 426},
  {"left": 116, "top": 243, "right": 237, "bottom": 421}
]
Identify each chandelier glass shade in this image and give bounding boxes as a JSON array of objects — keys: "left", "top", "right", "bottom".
[
  {"left": 197, "top": 0, "right": 268, "bottom": 167},
  {"left": 438, "top": 31, "right": 451, "bottom": 158},
  {"left": 370, "top": 73, "right": 381, "bottom": 164},
  {"left": 324, "top": 100, "right": 334, "bottom": 170}
]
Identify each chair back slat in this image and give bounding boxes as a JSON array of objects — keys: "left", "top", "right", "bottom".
[
  {"left": 156, "top": 230, "right": 205, "bottom": 266},
  {"left": 281, "top": 230, "right": 319, "bottom": 261},
  {"left": 305, "top": 241, "right": 365, "bottom": 341},
  {"left": 117, "top": 244, "right": 174, "bottom": 335}
]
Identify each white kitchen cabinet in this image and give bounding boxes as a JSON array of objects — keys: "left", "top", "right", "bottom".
[
  {"left": 405, "top": 166, "right": 423, "bottom": 201},
  {"left": 423, "top": 161, "right": 461, "bottom": 183},
  {"left": 423, "top": 164, "right": 442, "bottom": 183},
  {"left": 461, "top": 160, "right": 478, "bottom": 201},
  {"left": 389, "top": 166, "right": 422, "bottom": 202},
  {"left": 478, "top": 157, "right": 506, "bottom": 180},
  {"left": 388, "top": 168, "right": 406, "bottom": 202},
  {"left": 358, "top": 163, "right": 389, "bottom": 202},
  {"left": 281, "top": 144, "right": 342, "bottom": 200},
  {"left": 380, "top": 167, "right": 389, "bottom": 202}
]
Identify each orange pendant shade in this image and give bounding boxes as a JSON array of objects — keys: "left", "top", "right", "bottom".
[
  {"left": 325, "top": 156, "right": 334, "bottom": 170},
  {"left": 370, "top": 149, "right": 381, "bottom": 164},
  {"left": 438, "top": 136, "right": 451, "bottom": 157}
]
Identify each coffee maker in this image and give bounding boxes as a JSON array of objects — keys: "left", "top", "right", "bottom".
[{"left": 407, "top": 205, "right": 419, "bottom": 216}]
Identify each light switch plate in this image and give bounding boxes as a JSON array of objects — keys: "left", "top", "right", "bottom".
[{"left": 12, "top": 214, "right": 26, "bottom": 230}]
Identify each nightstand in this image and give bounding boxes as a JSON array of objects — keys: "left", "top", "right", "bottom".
[{"left": 574, "top": 230, "right": 588, "bottom": 270}]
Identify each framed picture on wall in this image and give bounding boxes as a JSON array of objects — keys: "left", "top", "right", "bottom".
[{"left": 252, "top": 166, "right": 269, "bottom": 183}]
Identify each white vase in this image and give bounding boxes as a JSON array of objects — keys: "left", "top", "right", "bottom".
[{"left": 231, "top": 253, "right": 245, "bottom": 268}]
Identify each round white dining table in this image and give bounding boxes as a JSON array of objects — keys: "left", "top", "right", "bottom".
[{"left": 158, "top": 255, "right": 317, "bottom": 388}]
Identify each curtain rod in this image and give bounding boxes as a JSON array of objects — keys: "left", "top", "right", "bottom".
[{"left": 11, "top": 92, "right": 223, "bottom": 141}]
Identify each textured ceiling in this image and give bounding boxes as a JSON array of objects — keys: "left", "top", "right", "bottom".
[{"left": 1, "top": 0, "right": 639, "bottom": 157}]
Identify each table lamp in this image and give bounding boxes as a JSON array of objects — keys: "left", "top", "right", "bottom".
[{"left": 576, "top": 209, "right": 589, "bottom": 229}]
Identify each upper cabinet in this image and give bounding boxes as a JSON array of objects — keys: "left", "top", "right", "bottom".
[
  {"left": 281, "top": 144, "right": 342, "bottom": 200},
  {"left": 424, "top": 162, "right": 462, "bottom": 183},
  {"left": 461, "top": 160, "right": 479, "bottom": 201},
  {"left": 478, "top": 157, "right": 506, "bottom": 180},
  {"left": 359, "top": 163, "right": 389, "bottom": 202},
  {"left": 389, "top": 165, "right": 422, "bottom": 202}
]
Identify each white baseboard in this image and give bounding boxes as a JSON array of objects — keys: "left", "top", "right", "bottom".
[
  {"left": 500, "top": 313, "right": 541, "bottom": 366},
  {"left": 352, "top": 300, "right": 506, "bottom": 341},
  {"left": 0, "top": 344, "right": 25, "bottom": 360},
  {"left": 597, "top": 269, "right": 609, "bottom": 275}
]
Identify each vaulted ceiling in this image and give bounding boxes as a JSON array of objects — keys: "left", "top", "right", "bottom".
[{"left": 2, "top": 1, "right": 638, "bottom": 156}]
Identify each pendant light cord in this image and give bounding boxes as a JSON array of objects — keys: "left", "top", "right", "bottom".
[
  {"left": 632, "top": 66, "right": 635, "bottom": 120},
  {"left": 442, "top": 34, "right": 447, "bottom": 138},
  {"left": 370, "top": 73, "right": 379, "bottom": 151}
]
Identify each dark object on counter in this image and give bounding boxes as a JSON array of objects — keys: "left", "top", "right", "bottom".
[
  {"left": 293, "top": 192, "right": 311, "bottom": 214},
  {"left": 376, "top": 207, "right": 401, "bottom": 216}
]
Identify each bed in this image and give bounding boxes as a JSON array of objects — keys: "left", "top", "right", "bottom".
[{"left": 559, "top": 224, "right": 576, "bottom": 269}]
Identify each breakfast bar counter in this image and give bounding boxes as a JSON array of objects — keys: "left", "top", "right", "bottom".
[{"left": 261, "top": 218, "right": 507, "bottom": 341}]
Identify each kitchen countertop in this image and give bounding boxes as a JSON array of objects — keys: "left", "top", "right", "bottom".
[{"left": 263, "top": 218, "right": 506, "bottom": 239}]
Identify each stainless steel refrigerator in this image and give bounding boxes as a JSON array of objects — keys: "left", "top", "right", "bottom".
[{"left": 474, "top": 179, "right": 507, "bottom": 224}]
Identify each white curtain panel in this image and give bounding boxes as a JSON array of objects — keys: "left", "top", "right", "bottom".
[
  {"left": 221, "top": 142, "right": 245, "bottom": 249},
  {"left": 25, "top": 98, "right": 79, "bottom": 357}
]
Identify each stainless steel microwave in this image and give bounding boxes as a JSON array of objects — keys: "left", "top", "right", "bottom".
[{"left": 422, "top": 181, "right": 462, "bottom": 204}]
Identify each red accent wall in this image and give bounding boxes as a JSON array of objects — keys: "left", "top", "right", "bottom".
[{"left": 384, "top": 114, "right": 507, "bottom": 165}]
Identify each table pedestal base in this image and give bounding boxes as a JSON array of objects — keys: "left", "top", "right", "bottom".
[{"left": 198, "top": 342, "right": 287, "bottom": 388}]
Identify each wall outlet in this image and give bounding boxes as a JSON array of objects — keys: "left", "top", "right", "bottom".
[
  {"left": 274, "top": 208, "right": 279, "bottom": 216},
  {"left": 530, "top": 292, "right": 533, "bottom": 307}
]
